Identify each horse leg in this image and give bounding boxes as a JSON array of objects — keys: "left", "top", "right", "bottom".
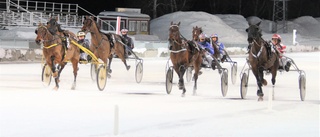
[
  {"left": 257, "top": 66, "right": 266, "bottom": 101},
  {"left": 50, "top": 56, "right": 58, "bottom": 78},
  {"left": 118, "top": 47, "right": 131, "bottom": 70},
  {"left": 178, "top": 66, "right": 187, "bottom": 97},
  {"left": 252, "top": 67, "right": 263, "bottom": 101},
  {"left": 71, "top": 59, "right": 79, "bottom": 90},
  {"left": 121, "top": 57, "right": 130, "bottom": 71},
  {"left": 192, "top": 64, "right": 201, "bottom": 96},
  {"left": 49, "top": 56, "right": 60, "bottom": 91},
  {"left": 53, "top": 62, "right": 67, "bottom": 91},
  {"left": 108, "top": 56, "right": 113, "bottom": 74}
]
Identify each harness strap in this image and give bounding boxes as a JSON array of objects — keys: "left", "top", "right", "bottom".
[
  {"left": 251, "top": 44, "right": 264, "bottom": 59},
  {"left": 169, "top": 49, "right": 187, "bottom": 53},
  {"left": 43, "top": 43, "right": 58, "bottom": 49}
]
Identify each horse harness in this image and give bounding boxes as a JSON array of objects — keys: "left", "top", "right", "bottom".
[{"left": 250, "top": 39, "right": 276, "bottom": 61}]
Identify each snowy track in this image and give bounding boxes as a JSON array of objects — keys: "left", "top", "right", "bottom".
[{"left": 0, "top": 52, "right": 319, "bottom": 137}]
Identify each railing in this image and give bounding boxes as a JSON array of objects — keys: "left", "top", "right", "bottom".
[
  {"left": 0, "top": 0, "right": 116, "bottom": 30},
  {"left": 7, "top": 0, "right": 78, "bottom": 15}
]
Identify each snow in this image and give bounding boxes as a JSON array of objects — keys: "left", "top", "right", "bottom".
[
  {"left": 0, "top": 52, "right": 319, "bottom": 137},
  {"left": 150, "top": 11, "right": 320, "bottom": 47}
]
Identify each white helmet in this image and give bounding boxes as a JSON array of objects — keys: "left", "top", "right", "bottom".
[
  {"left": 121, "top": 29, "right": 128, "bottom": 33},
  {"left": 77, "top": 31, "right": 86, "bottom": 37}
]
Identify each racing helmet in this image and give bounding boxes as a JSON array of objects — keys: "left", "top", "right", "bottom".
[
  {"left": 121, "top": 29, "right": 128, "bottom": 33},
  {"left": 198, "top": 33, "right": 206, "bottom": 40},
  {"left": 77, "top": 31, "right": 86, "bottom": 37},
  {"left": 211, "top": 33, "right": 218, "bottom": 38},
  {"left": 272, "top": 34, "right": 281, "bottom": 40},
  {"left": 272, "top": 34, "right": 281, "bottom": 42}
]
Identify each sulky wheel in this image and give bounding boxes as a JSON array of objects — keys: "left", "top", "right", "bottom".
[
  {"left": 166, "top": 67, "right": 174, "bottom": 94},
  {"left": 41, "top": 64, "right": 52, "bottom": 87},
  {"left": 186, "top": 67, "right": 193, "bottom": 83},
  {"left": 231, "top": 62, "right": 237, "bottom": 85},
  {"left": 299, "top": 73, "right": 306, "bottom": 101},
  {"left": 135, "top": 62, "right": 143, "bottom": 83},
  {"left": 240, "top": 72, "right": 248, "bottom": 99},
  {"left": 220, "top": 69, "right": 228, "bottom": 97},
  {"left": 90, "top": 63, "right": 98, "bottom": 82},
  {"left": 96, "top": 65, "right": 107, "bottom": 91}
]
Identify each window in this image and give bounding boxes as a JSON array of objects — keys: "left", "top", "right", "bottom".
[
  {"left": 101, "top": 20, "right": 124, "bottom": 31},
  {"left": 129, "top": 21, "right": 136, "bottom": 31},
  {"left": 141, "top": 21, "right": 148, "bottom": 32}
]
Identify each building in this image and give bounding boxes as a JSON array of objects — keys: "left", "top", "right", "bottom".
[{"left": 97, "top": 8, "right": 150, "bottom": 35}]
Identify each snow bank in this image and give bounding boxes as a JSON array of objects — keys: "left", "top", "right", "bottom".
[{"left": 151, "top": 11, "right": 248, "bottom": 44}]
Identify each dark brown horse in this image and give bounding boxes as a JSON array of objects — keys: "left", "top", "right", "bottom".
[
  {"left": 35, "top": 23, "right": 80, "bottom": 90},
  {"left": 169, "top": 22, "right": 202, "bottom": 97},
  {"left": 192, "top": 26, "right": 203, "bottom": 41},
  {"left": 81, "top": 16, "right": 111, "bottom": 70},
  {"left": 246, "top": 22, "right": 279, "bottom": 101}
]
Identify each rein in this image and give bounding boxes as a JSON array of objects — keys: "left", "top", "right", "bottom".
[{"left": 38, "top": 26, "right": 62, "bottom": 49}]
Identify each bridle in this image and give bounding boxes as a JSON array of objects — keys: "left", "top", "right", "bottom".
[
  {"left": 36, "top": 25, "right": 61, "bottom": 48},
  {"left": 169, "top": 25, "right": 188, "bottom": 53}
]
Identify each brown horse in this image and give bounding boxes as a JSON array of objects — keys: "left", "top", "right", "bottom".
[
  {"left": 246, "top": 22, "right": 279, "bottom": 101},
  {"left": 81, "top": 16, "right": 111, "bottom": 70},
  {"left": 35, "top": 23, "right": 80, "bottom": 90},
  {"left": 81, "top": 16, "right": 130, "bottom": 76},
  {"left": 169, "top": 22, "right": 202, "bottom": 97}
]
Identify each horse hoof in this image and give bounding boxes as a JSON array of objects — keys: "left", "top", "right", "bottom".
[
  {"left": 127, "top": 65, "right": 131, "bottom": 70},
  {"left": 263, "top": 79, "right": 267, "bottom": 86},
  {"left": 258, "top": 96, "right": 264, "bottom": 101},
  {"left": 53, "top": 86, "right": 58, "bottom": 91},
  {"left": 108, "top": 69, "right": 112, "bottom": 73},
  {"left": 181, "top": 93, "right": 185, "bottom": 97}
]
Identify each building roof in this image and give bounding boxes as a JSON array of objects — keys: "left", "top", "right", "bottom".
[{"left": 98, "top": 11, "right": 150, "bottom": 19}]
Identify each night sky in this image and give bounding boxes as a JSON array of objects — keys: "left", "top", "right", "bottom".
[{"left": 42, "top": 0, "right": 319, "bottom": 20}]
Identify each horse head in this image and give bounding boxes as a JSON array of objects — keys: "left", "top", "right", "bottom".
[
  {"left": 35, "top": 23, "right": 50, "bottom": 45},
  {"left": 246, "top": 22, "right": 262, "bottom": 44},
  {"left": 192, "top": 26, "right": 202, "bottom": 41},
  {"left": 169, "top": 21, "right": 181, "bottom": 42},
  {"left": 81, "top": 16, "right": 96, "bottom": 34}
]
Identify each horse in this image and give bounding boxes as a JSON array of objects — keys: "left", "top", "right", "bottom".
[
  {"left": 81, "top": 16, "right": 111, "bottom": 72},
  {"left": 169, "top": 22, "right": 202, "bottom": 97},
  {"left": 81, "top": 16, "right": 130, "bottom": 76},
  {"left": 35, "top": 22, "right": 80, "bottom": 90},
  {"left": 246, "top": 22, "right": 280, "bottom": 101}
]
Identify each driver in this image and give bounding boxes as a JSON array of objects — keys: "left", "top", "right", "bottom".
[
  {"left": 77, "top": 31, "right": 90, "bottom": 62},
  {"left": 198, "top": 33, "right": 215, "bottom": 69},
  {"left": 271, "top": 34, "right": 291, "bottom": 71}
]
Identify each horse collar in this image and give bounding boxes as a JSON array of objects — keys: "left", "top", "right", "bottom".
[{"left": 251, "top": 44, "right": 264, "bottom": 59}]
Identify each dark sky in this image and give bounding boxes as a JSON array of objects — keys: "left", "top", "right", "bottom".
[
  {"left": 50, "top": 0, "right": 126, "bottom": 15},
  {"left": 45, "top": 0, "right": 319, "bottom": 20}
]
